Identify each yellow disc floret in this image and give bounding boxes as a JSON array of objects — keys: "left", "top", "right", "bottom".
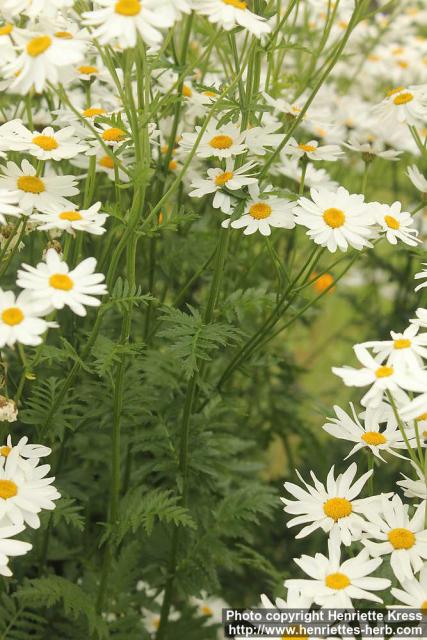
[
  {"left": 0, "top": 446, "right": 11, "bottom": 457},
  {"left": 323, "top": 207, "right": 345, "bottom": 228},
  {"left": 394, "top": 338, "right": 411, "bottom": 349},
  {"left": 115, "top": 0, "right": 141, "bottom": 15},
  {"left": 17, "top": 176, "right": 45, "bottom": 194},
  {"left": 49, "top": 274, "right": 74, "bottom": 291},
  {"left": 249, "top": 203, "right": 272, "bottom": 220},
  {"left": 388, "top": 527, "right": 415, "bottom": 550},
  {"left": 27, "top": 35, "right": 52, "bottom": 57},
  {"left": 325, "top": 572, "right": 350, "bottom": 590},
  {"left": 2, "top": 307, "right": 24, "bottom": 326},
  {"left": 215, "top": 171, "right": 234, "bottom": 186},
  {"left": 209, "top": 135, "right": 233, "bottom": 149},
  {"left": 361, "top": 432, "right": 386, "bottom": 446},
  {"left": 59, "top": 211, "right": 82, "bottom": 221},
  {"left": 323, "top": 497, "right": 352, "bottom": 521},
  {"left": 102, "top": 127, "right": 126, "bottom": 143},
  {"left": 385, "top": 215, "right": 400, "bottom": 230},
  {"left": 393, "top": 92, "right": 414, "bottom": 105},
  {"left": 375, "top": 365, "right": 394, "bottom": 378},
  {"left": 0, "top": 479, "right": 17, "bottom": 499},
  {"left": 32, "top": 135, "right": 58, "bottom": 151}
]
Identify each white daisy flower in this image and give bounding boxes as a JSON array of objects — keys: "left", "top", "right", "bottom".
[
  {"left": 31, "top": 202, "right": 108, "bottom": 236},
  {"left": 190, "top": 591, "right": 228, "bottom": 625},
  {"left": 194, "top": 0, "right": 271, "bottom": 38},
  {"left": 0, "top": 449, "right": 60, "bottom": 529},
  {"left": 4, "top": 124, "right": 88, "bottom": 161},
  {"left": 332, "top": 344, "right": 427, "bottom": 407},
  {"left": 16, "top": 249, "right": 107, "bottom": 317},
  {"left": 392, "top": 566, "right": 427, "bottom": 609},
  {"left": 372, "top": 85, "right": 427, "bottom": 126},
  {"left": 0, "top": 523, "right": 32, "bottom": 577},
  {"left": 82, "top": 0, "right": 174, "bottom": 49},
  {"left": 0, "top": 289, "right": 57, "bottom": 348},
  {"left": 246, "top": 591, "right": 314, "bottom": 639},
  {"left": 375, "top": 201, "right": 419, "bottom": 247},
  {"left": 358, "top": 324, "right": 427, "bottom": 372},
  {"left": 224, "top": 183, "right": 295, "bottom": 236},
  {"left": 0, "top": 435, "right": 51, "bottom": 464},
  {"left": 285, "top": 528, "right": 391, "bottom": 608},
  {"left": 407, "top": 165, "right": 427, "bottom": 193},
  {"left": 322, "top": 402, "right": 415, "bottom": 461},
  {"left": 294, "top": 186, "right": 376, "bottom": 253},
  {"left": 278, "top": 158, "right": 338, "bottom": 190},
  {"left": 283, "top": 137, "right": 343, "bottom": 162},
  {"left": 363, "top": 494, "right": 427, "bottom": 583},
  {"left": 344, "top": 136, "right": 402, "bottom": 161},
  {"left": 0, "top": 160, "right": 79, "bottom": 215},
  {"left": 3, "top": 31, "right": 86, "bottom": 95},
  {"left": 189, "top": 160, "right": 257, "bottom": 214},
  {"left": 282, "top": 462, "right": 379, "bottom": 545},
  {"left": 179, "top": 121, "right": 247, "bottom": 159}
]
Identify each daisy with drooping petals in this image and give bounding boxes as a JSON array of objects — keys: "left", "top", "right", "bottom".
[
  {"left": 294, "top": 186, "right": 376, "bottom": 253},
  {"left": 0, "top": 289, "right": 57, "bottom": 347},
  {"left": 225, "top": 183, "right": 295, "bottom": 236},
  {"left": 179, "top": 121, "right": 246, "bottom": 159},
  {"left": 4, "top": 124, "right": 88, "bottom": 161},
  {"left": 332, "top": 344, "right": 427, "bottom": 407},
  {"left": 17, "top": 249, "right": 107, "bottom": 317},
  {"left": 283, "top": 137, "right": 343, "bottom": 162},
  {"left": 282, "top": 462, "right": 380, "bottom": 546},
  {"left": 0, "top": 524, "right": 32, "bottom": 577},
  {"left": 285, "top": 529, "right": 390, "bottom": 608},
  {"left": 31, "top": 202, "right": 108, "bottom": 236},
  {"left": 0, "top": 450, "right": 60, "bottom": 529},
  {"left": 0, "top": 0, "right": 73, "bottom": 19},
  {"left": 322, "top": 402, "right": 416, "bottom": 461},
  {"left": 375, "top": 201, "right": 419, "bottom": 246},
  {"left": 0, "top": 160, "right": 79, "bottom": 214},
  {"left": 3, "top": 31, "right": 86, "bottom": 94},
  {"left": 189, "top": 160, "right": 257, "bottom": 214},
  {"left": 363, "top": 494, "right": 427, "bottom": 583},
  {"left": 82, "top": 0, "right": 173, "bottom": 49},
  {"left": 344, "top": 135, "right": 402, "bottom": 161},
  {"left": 194, "top": 0, "right": 271, "bottom": 38}
]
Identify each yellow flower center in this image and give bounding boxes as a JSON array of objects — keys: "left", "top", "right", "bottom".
[
  {"left": 361, "top": 431, "right": 386, "bottom": 446},
  {"left": 393, "top": 92, "right": 414, "bottom": 105},
  {"left": 32, "top": 135, "right": 58, "bottom": 151},
  {"left": 249, "top": 203, "right": 272, "bottom": 220},
  {"left": 375, "top": 365, "right": 394, "bottom": 378},
  {"left": 323, "top": 207, "right": 345, "bottom": 228},
  {"left": 99, "top": 155, "right": 114, "bottom": 169},
  {"left": 209, "top": 135, "right": 233, "bottom": 149},
  {"left": 417, "top": 413, "right": 427, "bottom": 422},
  {"left": 394, "top": 338, "right": 411, "bottom": 349},
  {"left": 49, "top": 274, "right": 74, "bottom": 291},
  {"left": 0, "top": 24, "right": 13, "bottom": 36},
  {"left": 385, "top": 215, "right": 400, "bottom": 230},
  {"left": 0, "top": 480, "right": 17, "bottom": 499},
  {"left": 215, "top": 171, "right": 234, "bottom": 186},
  {"left": 17, "top": 175, "right": 45, "bottom": 194},
  {"left": 323, "top": 497, "right": 352, "bottom": 521},
  {"left": 168, "top": 160, "right": 178, "bottom": 171},
  {"left": 201, "top": 606, "right": 213, "bottom": 617},
  {"left": 298, "top": 143, "right": 316, "bottom": 152},
  {"left": 312, "top": 273, "right": 334, "bottom": 293},
  {"left": 388, "top": 527, "right": 415, "bottom": 550},
  {"left": 115, "top": 0, "right": 141, "bottom": 15},
  {"left": 27, "top": 35, "right": 52, "bottom": 57},
  {"left": 0, "top": 446, "right": 11, "bottom": 457},
  {"left": 78, "top": 65, "right": 98, "bottom": 75},
  {"left": 83, "top": 107, "right": 106, "bottom": 118},
  {"left": 223, "top": 0, "right": 247, "bottom": 8},
  {"left": 203, "top": 90, "right": 217, "bottom": 97},
  {"left": 325, "top": 572, "right": 350, "bottom": 590},
  {"left": 421, "top": 600, "right": 427, "bottom": 610},
  {"left": 182, "top": 84, "right": 192, "bottom": 97},
  {"left": 59, "top": 211, "right": 82, "bottom": 221},
  {"left": 54, "top": 31, "right": 73, "bottom": 39},
  {"left": 102, "top": 127, "right": 126, "bottom": 142},
  {"left": 2, "top": 307, "right": 24, "bottom": 326}
]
